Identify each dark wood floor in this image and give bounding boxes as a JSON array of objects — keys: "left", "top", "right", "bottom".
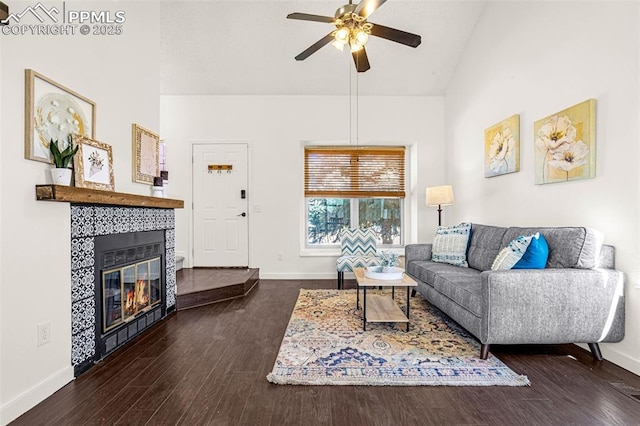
[{"left": 12, "top": 278, "right": 640, "bottom": 425}]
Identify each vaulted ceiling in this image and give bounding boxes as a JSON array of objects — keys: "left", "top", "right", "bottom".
[{"left": 160, "top": 1, "right": 487, "bottom": 96}]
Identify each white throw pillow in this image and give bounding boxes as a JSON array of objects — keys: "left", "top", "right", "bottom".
[
  {"left": 491, "top": 234, "right": 535, "bottom": 270},
  {"left": 432, "top": 223, "right": 472, "bottom": 267}
]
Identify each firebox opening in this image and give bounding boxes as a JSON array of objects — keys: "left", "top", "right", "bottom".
[{"left": 103, "top": 257, "right": 162, "bottom": 333}]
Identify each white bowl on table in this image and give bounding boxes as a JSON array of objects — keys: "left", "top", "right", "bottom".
[{"left": 364, "top": 266, "right": 405, "bottom": 280}]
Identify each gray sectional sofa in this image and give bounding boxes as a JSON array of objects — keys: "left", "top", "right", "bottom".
[{"left": 405, "top": 224, "right": 625, "bottom": 360}]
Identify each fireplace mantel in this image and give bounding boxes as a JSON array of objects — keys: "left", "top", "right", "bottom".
[{"left": 36, "top": 185, "right": 184, "bottom": 209}]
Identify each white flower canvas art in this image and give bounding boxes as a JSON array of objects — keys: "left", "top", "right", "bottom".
[
  {"left": 484, "top": 114, "right": 520, "bottom": 178},
  {"left": 25, "top": 69, "right": 96, "bottom": 163},
  {"left": 534, "top": 99, "right": 596, "bottom": 184}
]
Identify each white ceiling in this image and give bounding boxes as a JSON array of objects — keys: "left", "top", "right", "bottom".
[{"left": 160, "top": 1, "right": 487, "bottom": 96}]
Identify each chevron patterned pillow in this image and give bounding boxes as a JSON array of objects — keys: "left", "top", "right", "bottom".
[{"left": 431, "top": 223, "right": 472, "bottom": 267}]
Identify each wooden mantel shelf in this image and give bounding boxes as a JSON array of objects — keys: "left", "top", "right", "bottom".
[{"left": 36, "top": 185, "right": 184, "bottom": 209}]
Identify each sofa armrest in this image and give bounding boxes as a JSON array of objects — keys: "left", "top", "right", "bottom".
[
  {"left": 479, "top": 268, "right": 624, "bottom": 345},
  {"left": 405, "top": 244, "right": 432, "bottom": 264}
]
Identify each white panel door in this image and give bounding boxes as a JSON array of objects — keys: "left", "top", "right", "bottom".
[{"left": 192, "top": 143, "right": 248, "bottom": 267}]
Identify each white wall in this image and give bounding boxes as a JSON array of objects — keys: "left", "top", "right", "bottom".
[
  {"left": 0, "top": 3, "right": 160, "bottom": 423},
  {"left": 161, "top": 95, "right": 444, "bottom": 277},
  {"left": 444, "top": 1, "right": 639, "bottom": 375},
  {"left": 0, "top": 33, "right": 4, "bottom": 426}
]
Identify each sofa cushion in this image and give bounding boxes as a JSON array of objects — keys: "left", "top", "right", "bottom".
[
  {"left": 406, "top": 260, "right": 470, "bottom": 288},
  {"left": 491, "top": 234, "right": 534, "bottom": 270},
  {"left": 432, "top": 268, "right": 483, "bottom": 317},
  {"left": 501, "top": 227, "right": 602, "bottom": 269},
  {"left": 467, "top": 224, "right": 507, "bottom": 271},
  {"left": 513, "top": 233, "right": 549, "bottom": 269},
  {"left": 432, "top": 222, "right": 472, "bottom": 267}
]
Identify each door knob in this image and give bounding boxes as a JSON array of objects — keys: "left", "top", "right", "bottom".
[{"left": 238, "top": 212, "right": 247, "bottom": 217}]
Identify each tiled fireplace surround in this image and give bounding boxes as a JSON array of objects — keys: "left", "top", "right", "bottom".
[{"left": 70, "top": 205, "right": 176, "bottom": 375}]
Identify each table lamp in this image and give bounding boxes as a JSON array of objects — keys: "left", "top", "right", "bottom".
[{"left": 426, "top": 185, "right": 454, "bottom": 226}]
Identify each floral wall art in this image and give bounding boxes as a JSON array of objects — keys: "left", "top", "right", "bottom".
[
  {"left": 25, "top": 69, "right": 96, "bottom": 163},
  {"left": 484, "top": 114, "right": 520, "bottom": 177},
  {"left": 534, "top": 99, "right": 596, "bottom": 184}
]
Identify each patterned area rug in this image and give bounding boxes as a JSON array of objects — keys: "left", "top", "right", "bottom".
[{"left": 267, "top": 289, "right": 529, "bottom": 386}]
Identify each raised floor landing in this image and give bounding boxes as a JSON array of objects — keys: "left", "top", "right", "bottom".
[{"left": 176, "top": 267, "right": 259, "bottom": 310}]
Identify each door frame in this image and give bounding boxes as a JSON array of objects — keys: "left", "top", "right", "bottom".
[{"left": 189, "top": 140, "right": 252, "bottom": 268}]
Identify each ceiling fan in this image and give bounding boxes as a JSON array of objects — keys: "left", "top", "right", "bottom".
[{"left": 287, "top": 0, "right": 421, "bottom": 73}]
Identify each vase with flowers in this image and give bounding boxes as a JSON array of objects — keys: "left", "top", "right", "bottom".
[{"left": 377, "top": 250, "right": 399, "bottom": 273}]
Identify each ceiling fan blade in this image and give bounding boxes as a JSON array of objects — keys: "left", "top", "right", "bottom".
[
  {"left": 287, "top": 13, "right": 334, "bottom": 23},
  {"left": 295, "top": 33, "right": 335, "bottom": 61},
  {"left": 369, "top": 23, "right": 422, "bottom": 48},
  {"left": 352, "top": 47, "right": 371, "bottom": 73},
  {"left": 354, "top": 0, "right": 387, "bottom": 19}
]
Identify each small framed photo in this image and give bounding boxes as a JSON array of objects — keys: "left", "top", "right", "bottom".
[
  {"left": 132, "top": 123, "right": 160, "bottom": 184},
  {"left": 25, "top": 69, "right": 96, "bottom": 163},
  {"left": 73, "top": 135, "right": 115, "bottom": 191}
]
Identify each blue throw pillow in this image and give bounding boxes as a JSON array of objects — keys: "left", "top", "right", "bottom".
[{"left": 513, "top": 232, "right": 549, "bottom": 269}]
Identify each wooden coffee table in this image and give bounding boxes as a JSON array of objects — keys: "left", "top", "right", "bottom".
[{"left": 353, "top": 267, "right": 417, "bottom": 332}]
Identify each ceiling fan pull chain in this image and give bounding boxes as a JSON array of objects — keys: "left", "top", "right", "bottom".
[
  {"left": 348, "top": 58, "right": 353, "bottom": 145},
  {"left": 356, "top": 70, "right": 359, "bottom": 147}
]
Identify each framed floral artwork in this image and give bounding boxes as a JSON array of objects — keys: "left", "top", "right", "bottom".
[
  {"left": 484, "top": 114, "right": 520, "bottom": 178},
  {"left": 132, "top": 123, "right": 160, "bottom": 184},
  {"left": 534, "top": 99, "right": 596, "bottom": 184},
  {"left": 73, "top": 135, "right": 115, "bottom": 191},
  {"left": 25, "top": 69, "right": 96, "bottom": 163}
]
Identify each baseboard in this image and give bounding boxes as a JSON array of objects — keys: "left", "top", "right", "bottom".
[
  {"left": 598, "top": 344, "right": 640, "bottom": 376},
  {"left": 0, "top": 365, "right": 74, "bottom": 425}
]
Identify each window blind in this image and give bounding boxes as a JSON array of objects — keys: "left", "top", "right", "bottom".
[{"left": 304, "top": 146, "right": 406, "bottom": 198}]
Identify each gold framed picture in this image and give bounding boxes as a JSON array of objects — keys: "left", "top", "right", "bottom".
[
  {"left": 132, "top": 123, "right": 160, "bottom": 184},
  {"left": 73, "top": 135, "right": 115, "bottom": 191},
  {"left": 534, "top": 99, "right": 596, "bottom": 185},
  {"left": 25, "top": 69, "right": 96, "bottom": 163},
  {"left": 484, "top": 114, "right": 520, "bottom": 178}
]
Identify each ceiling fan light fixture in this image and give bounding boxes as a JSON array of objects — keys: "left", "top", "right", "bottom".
[
  {"left": 349, "top": 41, "right": 364, "bottom": 53},
  {"left": 354, "top": 29, "right": 369, "bottom": 46},
  {"left": 349, "top": 29, "right": 368, "bottom": 52},
  {"left": 334, "top": 27, "right": 349, "bottom": 42},
  {"left": 332, "top": 39, "right": 347, "bottom": 51},
  {"left": 332, "top": 27, "right": 349, "bottom": 50}
]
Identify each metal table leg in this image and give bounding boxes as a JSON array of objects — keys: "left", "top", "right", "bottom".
[
  {"left": 363, "top": 286, "right": 367, "bottom": 331},
  {"left": 406, "top": 286, "right": 410, "bottom": 332}
]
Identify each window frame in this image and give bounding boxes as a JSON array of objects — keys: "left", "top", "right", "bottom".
[{"left": 301, "top": 143, "right": 409, "bottom": 256}]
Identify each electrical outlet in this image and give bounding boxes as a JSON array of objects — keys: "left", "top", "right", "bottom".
[
  {"left": 277, "top": 252, "right": 284, "bottom": 261},
  {"left": 37, "top": 321, "right": 51, "bottom": 346}
]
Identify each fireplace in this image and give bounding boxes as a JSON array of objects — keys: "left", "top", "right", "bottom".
[
  {"left": 71, "top": 206, "right": 176, "bottom": 376},
  {"left": 103, "top": 257, "right": 161, "bottom": 332},
  {"left": 93, "top": 230, "right": 166, "bottom": 360}
]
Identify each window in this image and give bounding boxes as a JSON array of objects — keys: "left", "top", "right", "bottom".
[{"left": 304, "top": 146, "right": 405, "bottom": 247}]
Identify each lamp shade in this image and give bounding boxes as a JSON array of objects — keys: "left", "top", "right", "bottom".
[{"left": 426, "top": 185, "right": 454, "bottom": 206}]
